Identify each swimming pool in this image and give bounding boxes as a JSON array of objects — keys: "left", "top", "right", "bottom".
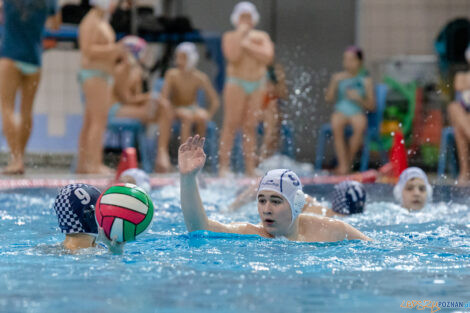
[{"left": 0, "top": 183, "right": 469, "bottom": 313}]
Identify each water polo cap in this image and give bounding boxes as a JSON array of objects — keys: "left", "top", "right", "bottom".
[
  {"left": 53, "top": 184, "right": 102, "bottom": 235},
  {"left": 257, "top": 169, "right": 306, "bottom": 226}
]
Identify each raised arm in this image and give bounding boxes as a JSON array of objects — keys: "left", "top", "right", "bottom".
[{"left": 222, "top": 26, "right": 250, "bottom": 63}]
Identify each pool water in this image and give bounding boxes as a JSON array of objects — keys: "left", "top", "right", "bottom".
[{"left": 0, "top": 183, "right": 469, "bottom": 313}]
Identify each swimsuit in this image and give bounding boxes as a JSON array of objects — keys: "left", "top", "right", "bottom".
[
  {"left": 457, "top": 91, "right": 470, "bottom": 112},
  {"left": 226, "top": 76, "right": 265, "bottom": 95},
  {"left": 78, "top": 69, "right": 114, "bottom": 86},
  {"left": 335, "top": 74, "right": 367, "bottom": 117},
  {"left": 0, "top": 0, "right": 58, "bottom": 67},
  {"left": 14, "top": 61, "right": 40, "bottom": 75}
]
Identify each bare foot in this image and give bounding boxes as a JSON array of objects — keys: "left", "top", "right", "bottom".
[
  {"left": 456, "top": 174, "right": 470, "bottom": 187},
  {"left": 218, "top": 166, "right": 231, "bottom": 178},
  {"left": 2, "top": 160, "right": 25, "bottom": 175},
  {"left": 333, "top": 165, "right": 349, "bottom": 176},
  {"left": 155, "top": 150, "right": 172, "bottom": 173}
]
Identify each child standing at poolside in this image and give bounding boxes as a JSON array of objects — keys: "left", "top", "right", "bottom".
[
  {"left": 76, "top": 0, "right": 125, "bottom": 174},
  {"left": 218, "top": 1, "right": 274, "bottom": 177},
  {"left": 0, "top": 0, "right": 60, "bottom": 174}
]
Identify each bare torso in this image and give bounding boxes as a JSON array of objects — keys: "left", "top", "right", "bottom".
[
  {"left": 165, "top": 69, "right": 206, "bottom": 107},
  {"left": 224, "top": 30, "right": 270, "bottom": 81},
  {"left": 79, "top": 10, "right": 117, "bottom": 74}
]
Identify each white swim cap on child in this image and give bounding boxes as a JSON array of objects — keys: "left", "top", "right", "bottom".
[
  {"left": 120, "top": 168, "right": 151, "bottom": 194},
  {"left": 176, "top": 42, "right": 199, "bottom": 70},
  {"left": 393, "top": 167, "right": 433, "bottom": 204},
  {"left": 230, "top": 1, "right": 260, "bottom": 27},
  {"left": 90, "top": 0, "right": 114, "bottom": 10},
  {"left": 257, "top": 169, "right": 306, "bottom": 226}
]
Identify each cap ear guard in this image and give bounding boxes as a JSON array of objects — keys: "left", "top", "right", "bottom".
[{"left": 291, "top": 189, "right": 306, "bottom": 222}]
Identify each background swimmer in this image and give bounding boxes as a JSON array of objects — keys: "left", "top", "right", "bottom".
[
  {"left": 393, "top": 167, "right": 433, "bottom": 211},
  {"left": 178, "top": 135, "right": 370, "bottom": 242},
  {"left": 52, "top": 184, "right": 124, "bottom": 253},
  {"left": 118, "top": 168, "right": 151, "bottom": 194}
]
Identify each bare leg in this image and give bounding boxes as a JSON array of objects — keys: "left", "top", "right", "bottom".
[
  {"left": 448, "top": 101, "right": 470, "bottom": 141},
  {"left": 243, "top": 89, "right": 263, "bottom": 176},
  {"left": 219, "top": 83, "right": 246, "bottom": 176},
  {"left": 175, "top": 108, "right": 195, "bottom": 144},
  {"left": 0, "top": 59, "right": 23, "bottom": 174},
  {"left": 331, "top": 112, "right": 349, "bottom": 174},
  {"left": 154, "top": 98, "right": 173, "bottom": 173},
  {"left": 448, "top": 102, "right": 470, "bottom": 184},
  {"left": 259, "top": 99, "right": 279, "bottom": 162},
  {"left": 193, "top": 108, "right": 209, "bottom": 137},
  {"left": 454, "top": 126, "right": 470, "bottom": 185},
  {"left": 348, "top": 113, "right": 367, "bottom": 167},
  {"left": 76, "top": 77, "right": 113, "bottom": 174}
]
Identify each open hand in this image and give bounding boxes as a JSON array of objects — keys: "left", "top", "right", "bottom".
[
  {"left": 97, "top": 227, "right": 125, "bottom": 255},
  {"left": 178, "top": 135, "right": 206, "bottom": 176}
]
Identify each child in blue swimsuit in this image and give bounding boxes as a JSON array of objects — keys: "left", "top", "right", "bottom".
[
  {"left": 325, "top": 46, "right": 375, "bottom": 174},
  {"left": 0, "top": 0, "right": 60, "bottom": 174}
]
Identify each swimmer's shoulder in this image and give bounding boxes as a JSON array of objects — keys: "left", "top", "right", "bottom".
[
  {"left": 299, "top": 214, "right": 347, "bottom": 241},
  {"left": 228, "top": 222, "right": 271, "bottom": 238}
]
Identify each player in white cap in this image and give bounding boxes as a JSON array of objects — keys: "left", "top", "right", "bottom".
[{"left": 178, "top": 135, "right": 370, "bottom": 242}]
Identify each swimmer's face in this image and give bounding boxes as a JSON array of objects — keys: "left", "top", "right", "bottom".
[
  {"left": 402, "top": 178, "right": 427, "bottom": 211},
  {"left": 343, "top": 50, "right": 362, "bottom": 73},
  {"left": 257, "top": 190, "right": 292, "bottom": 236},
  {"left": 237, "top": 12, "right": 254, "bottom": 28},
  {"left": 175, "top": 51, "right": 188, "bottom": 70}
]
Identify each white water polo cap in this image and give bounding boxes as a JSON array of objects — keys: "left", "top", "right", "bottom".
[
  {"left": 231, "top": 1, "right": 260, "bottom": 27},
  {"left": 176, "top": 42, "right": 199, "bottom": 70},
  {"left": 90, "top": 0, "right": 114, "bottom": 10},
  {"left": 119, "top": 168, "right": 151, "bottom": 195},
  {"left": 393, "top": 167, "right": 433, "bottom": 204},
  {"left": 257, "top": 169, "right": 306, "bottom": 225}
]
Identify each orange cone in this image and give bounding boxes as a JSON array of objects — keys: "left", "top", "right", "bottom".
[
  {"left": 389, "top": 131, "right": 408, "bottom": 178},
  {"left": 115, "top": 147, "right": 138, "bottom": 181}
]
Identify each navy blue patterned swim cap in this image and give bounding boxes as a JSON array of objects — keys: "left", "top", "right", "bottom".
[
  {"left": 53, "top": 184, "right": 102, "bottom": 235},
  {"left": 331, "top": 181, "right": 366, "bottom": 215}
]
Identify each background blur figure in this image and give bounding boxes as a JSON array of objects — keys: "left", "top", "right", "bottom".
[
  {"left": 325, "top": 46, "right": 374, "bottom": 174},
  {"left": 0, "top": 0, "right": 60, "bottom": 174},
  {"left": 447, "top": 45, "right": 470, "bottom": 186},
  {"left": 258, "top": 63, "right": 288, "bottom": 163},
  {"left": 118, "top": 168, "right": 151, "bottom": 194},
  {"left": 111, "top": 36, "right": 173, "bottom": 173},
  {"left": 161, "top": 42, "right": 219, "bottom": 168},
  {"left": 76, "top": 0, "right": 123, "bottom": 174},
  {"left": 393, "top": 167, "right": 432, "bottom": 211},
  {"left": 219, "top": 1, "right": 274, "bottom": 177}
]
